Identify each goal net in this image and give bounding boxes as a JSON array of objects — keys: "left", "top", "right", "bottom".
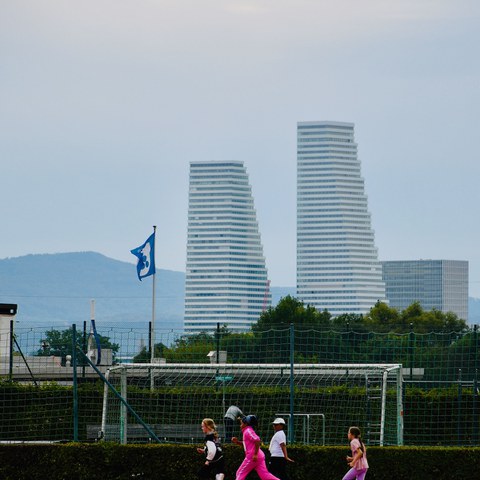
[{"left": 99, "top": 363, "right": 403, "bottom": 446}]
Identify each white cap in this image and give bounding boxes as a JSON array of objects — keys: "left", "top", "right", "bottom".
[{"left": 272, "top": 418, "right": 286, "bottom": 425}]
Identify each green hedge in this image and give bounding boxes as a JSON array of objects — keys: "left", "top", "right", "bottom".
[{"left": 0, "top": 444, "right": 479, "bottom": 480}]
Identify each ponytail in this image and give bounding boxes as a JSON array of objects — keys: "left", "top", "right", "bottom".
[{"left": 359, "top": 437, "right": 365, "bottom": 453}]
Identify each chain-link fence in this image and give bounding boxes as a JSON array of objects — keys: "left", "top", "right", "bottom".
[{"left": 0, "top": 322, "right": 478, "bottom": 446}]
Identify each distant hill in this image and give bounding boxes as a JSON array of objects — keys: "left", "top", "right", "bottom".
[
  {"left": 1, "top": 253, "right": 478, "bottom": 330},
  {"left": 0, "top": 252, "right": 185, "bottom": 329},
  {"left": 0, "top": 253, "right": 297, "bottom": 332}
]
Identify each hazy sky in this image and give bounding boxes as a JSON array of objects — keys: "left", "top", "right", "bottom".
[{"left": 1, "top": 1, "right": 479, "bottom": 296}]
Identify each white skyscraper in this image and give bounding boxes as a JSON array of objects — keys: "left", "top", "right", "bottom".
[
  {"left": 296, "top": 121, "right": 385, "bottom": 315},
  {"left": 184, "top": 161, "right": 271, "bottom": 334}
]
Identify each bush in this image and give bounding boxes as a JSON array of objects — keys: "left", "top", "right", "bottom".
[{"left": 0, "top": 444, "right": 479, "bottom": 480}]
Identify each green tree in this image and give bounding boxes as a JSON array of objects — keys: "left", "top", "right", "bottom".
[
  {"left": 252, "top": 295, "right": 331, "bottom": 332},
  {"left": 400, "top": 301, "right": 468, "bottom": 334},
  {"left": 133, "top": 342, "right": 168, "bottom": 363},
  {"left": 221, "top": 332, "right": 257, "bottom": 363},
  {"left": 332, "top": 312, "right": 366, "bottom": 331},
  {"left": 163, "top": 332, "right": 215, "bottom": 363},
  {"left": 359, "top": 301, "right": 468, "bottom": 335},
  {"left": 249, "top": 296, "right": 331, "bottom": 362},
  {"left": 364, "top": 301, "right": 400, "bottom": 332},
  {"left": 37, "top": 327, "right": 120, "bottom": 359}
]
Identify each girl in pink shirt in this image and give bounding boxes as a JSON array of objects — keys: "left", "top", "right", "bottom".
[
  {"left": 232, "top": 415, "right": 280, "bottom": 480},
  {"left": 342, "top": 426, "right": 369, "bottom": 480}
]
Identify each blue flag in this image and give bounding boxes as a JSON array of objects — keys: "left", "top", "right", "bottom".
[{"left": 130, "top": 232, "right": 156, "bottom": 281}]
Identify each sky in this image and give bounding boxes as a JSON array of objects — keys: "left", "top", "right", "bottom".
[{"left": 1, "top": 0, "right": 480, "bottom": 297}]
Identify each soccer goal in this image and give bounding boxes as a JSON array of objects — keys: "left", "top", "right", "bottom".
[{"left": 97, "top": 363, "right": 403, "bottom": 446}]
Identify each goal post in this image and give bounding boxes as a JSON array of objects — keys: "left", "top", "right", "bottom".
[{"left": 99, "top": 363, "right": 403, "bottom": 446}]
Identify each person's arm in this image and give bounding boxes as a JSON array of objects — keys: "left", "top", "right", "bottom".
[
  {"left": 348, "top": 448, "right": 363, "bottom": 467},
  {"left": 280, "top": 442, "right": 294, "bottom": 462},
  {"left": 205, "top": 440, "right": 216, "bottom": 463},
  {"left": 231, "top": 436, "right": 243, "bottom": 446},
  {"left": 253, "top": 439, "right": 261, "bottom": 460}
]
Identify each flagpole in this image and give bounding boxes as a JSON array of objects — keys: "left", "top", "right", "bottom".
[{"left": 150, "top": 225, "right": 157, "bottom": 365}]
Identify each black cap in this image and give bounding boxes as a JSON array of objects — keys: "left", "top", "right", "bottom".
[{"left": 242, "top": 415, "right": 258, "bottom": 427}]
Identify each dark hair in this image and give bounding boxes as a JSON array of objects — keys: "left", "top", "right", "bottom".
[
  {"left": 242, "top": 415, "right": 258, "bottom": 428},
  {"left": 349, "top": 426, "right": 365, "bottom": 452}
]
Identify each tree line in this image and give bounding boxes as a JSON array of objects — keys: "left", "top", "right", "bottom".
[
  {"left": 132, "top": 297, "right": 475, "bottom": 378},
  {"left": 34, "top": 296, "right": 475, "bottom": 380}
]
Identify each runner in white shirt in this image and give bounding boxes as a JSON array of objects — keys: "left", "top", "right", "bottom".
[{"left": 268, "top": 418, "right": 294, "bottom": 480}]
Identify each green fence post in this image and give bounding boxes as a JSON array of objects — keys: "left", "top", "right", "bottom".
[
  {"left": 396, "top": 366, "right": 404, "bottom": 445},
  {"left": 409, "top": 323, "right": 414, "bottom": 381},
  {"left": 289, "top": 323, "right": 294, "bottom": 444},
  {"left": 72, "top": 323, "right": 79, "bottom": 442},
  {"left": 216, "top": 322, "right": 220, "bottom": 364},
  {"left": 457, "top": 368, "right": 462, "bottom": 446},
  {"left": 473, "top": 325, "right": 478, "bottom": 446},
  {"left": 82, "top": 320, "right": 87, "bottom": 379},
  {"left": 215, "top": 322, "right": 220, "bottom": 395}
]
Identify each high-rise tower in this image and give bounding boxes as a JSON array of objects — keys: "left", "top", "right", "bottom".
[
  {"left": 296, "top": 121, "right": 385, "bottom": 315},
  {"left": 382, "top": 260, "right": 468, "bottom": 320},
  {"left": 184, "top": 161, "right": 271, "bottom": 334}
]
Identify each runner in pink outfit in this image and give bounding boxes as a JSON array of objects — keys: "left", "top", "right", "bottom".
[
  {"left": 342, "top": 426, "right": 369, "bottom": 480},
  {"left": 232, "top": 415, "right": 280, "bottom": 480}
]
